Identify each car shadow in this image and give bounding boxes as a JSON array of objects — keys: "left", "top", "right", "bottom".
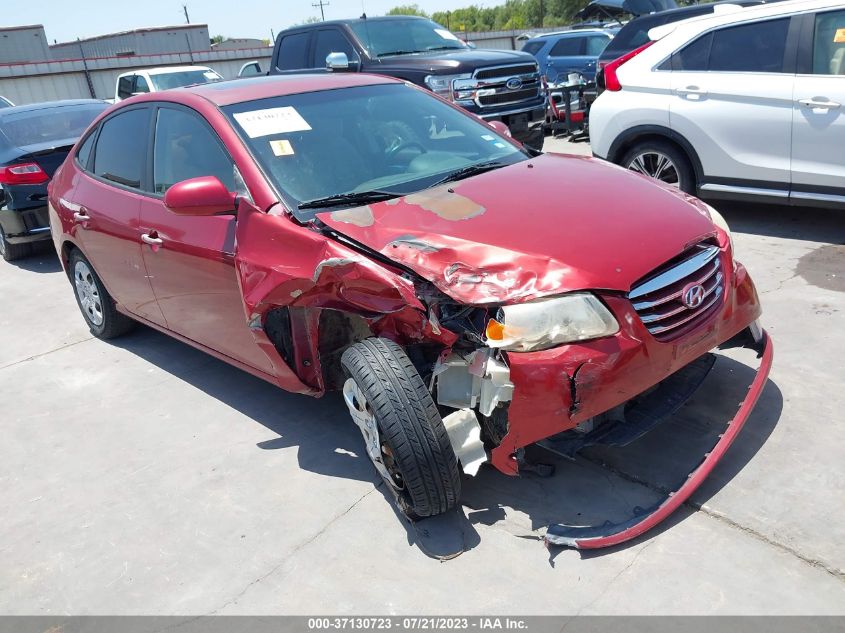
[
  {"left": 708, "top": 200, "right": 845, "bottom": 244},
  {"left": 6, "top": 241, "right": 63, "bottom": 273},
  {"left": 108, "top": 326, "right": 780, "bottom": 561}
]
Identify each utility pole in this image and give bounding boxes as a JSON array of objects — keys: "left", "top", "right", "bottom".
[
  {"left": 183, "top": 4, "right": 190, "bottom": 23},
  {"left": 312, "top": 0, "right": 329, "bottom": 21}
]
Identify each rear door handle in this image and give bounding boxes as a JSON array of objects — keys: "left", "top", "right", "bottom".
[
  {"left": 798, "top": 98, "right": 840, "bottom": 109},
  {"left": 141, "top": 232, "right": 163, "bottom": 246},
  {"left": 677, "top": 86, "right": 707, "bottom": 97},
  {"left": 72, "top": 207, "right": 89, "bottom": 222}
]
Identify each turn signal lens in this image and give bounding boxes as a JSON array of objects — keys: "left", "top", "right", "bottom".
[{"left": 486, "top": 318, "right": 506, "bottom": 341}]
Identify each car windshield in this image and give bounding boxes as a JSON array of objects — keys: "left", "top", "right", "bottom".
[
  {"left": 0, "top": 103, "right": 106, "bottom": 148},
  {"left": 223, "top": 83, "right": 527, "bottom": 221},
  {"left": 149, "top": 69, "right": 222, "bottom": 90},
  {"left": 349, "top": 19, "right": 468, "bottom": 56}
]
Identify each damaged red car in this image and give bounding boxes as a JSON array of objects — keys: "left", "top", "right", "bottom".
[{"left": 48, "top": 74, "right": 773, "bottom": 548}]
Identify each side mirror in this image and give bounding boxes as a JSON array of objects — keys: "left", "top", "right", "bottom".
[
  {"left": 466, "top": 41, "right": 477, "bottom": 49},
  {"left": 164, "top": 176, "right": 237, "bottom": 216},
  {"left": 326, "top": 52, "right": 352, "bottom": 71},
  {"left": 487, "top": 120, "right": 512, "bottom": 138}
]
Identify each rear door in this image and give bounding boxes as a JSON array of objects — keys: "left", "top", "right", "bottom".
[
  {"left": 790, "top": 8, "right": 845, "bottom": 203},
  {"left": 669, "top": 16, "right": 798, "bottom": 194},
  {"left": 272, "top": 31, "right": 313, "bottom": 75},
  {"left": 138, "top": 104, "right": 274, "bottom": 373},
  {"left": 70, "top": 105, "right": 164, "bottom": 323}
]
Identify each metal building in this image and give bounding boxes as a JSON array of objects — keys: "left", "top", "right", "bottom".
[
  {"left": 49, "top": 24, "right": 212, "bottom": 59},
  {"left": 0, "top": 25, "right": 52, "bottom": 63}
]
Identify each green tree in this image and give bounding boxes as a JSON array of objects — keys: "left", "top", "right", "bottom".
[
  {"left": 210, "top": 34, "right": 226, "bottom": 45},
  {"left": 387, "top": 4, "right": 429, "bottom": 17}
]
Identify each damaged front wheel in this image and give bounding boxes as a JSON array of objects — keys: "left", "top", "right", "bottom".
[{"left": 341, "top": 338, "right": 462, "bottom": 519}]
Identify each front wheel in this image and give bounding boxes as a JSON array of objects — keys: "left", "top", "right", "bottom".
[
  {"left": 341, "top": 338, "right": 461, "bottom": 519},
  {"left": 621, "top": 140, "right": 695, "bottom": 194}
]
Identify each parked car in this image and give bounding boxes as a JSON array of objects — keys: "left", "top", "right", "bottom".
[
  {"left": 521, "top": 28, "right": 617, "bottom": 82},
  {"left": 48, "top": 74, "right": 771, "bottom": 548},
  {"left": 590, "top": 0, "right": 845, "bottom": 206},
  {"left": 0, "top": 99, "right": 107, "bottom": 261},
  {"left": 596, "top": 0, "right": 786, "bottom": 77},
  {"left": 238, "top": 60, "right": 265, "bottom": 77},
  {"left": 115, "top": 66, "right": 223, "bottom": 101},
  {"left": 268, "top": 16, "right": 548, "bottom": 149},
  {"left": 0, "top": 97, "right": 14, "bottom": 108}
]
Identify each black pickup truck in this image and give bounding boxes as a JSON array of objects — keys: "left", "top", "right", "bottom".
[{"left": 267, "top": 16, "right": 548, "bottom": 149}]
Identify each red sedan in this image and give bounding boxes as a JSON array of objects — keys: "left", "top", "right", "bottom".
[{"left": 47, "top": 74, "right": 772, "bottom": 548}]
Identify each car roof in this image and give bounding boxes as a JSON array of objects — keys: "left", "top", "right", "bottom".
[
  {"left": 651, "top": 0, "right": 837, "bottom": 38},
  {"left": 532, "top": 28, "right": 614, "bottom": 40},
  {"left": 118, "top": 66, "right": 214, "bottom": 78},
  {"left": 0, "top": 99, "right": 107, "bottom": 117},
  {"left": 284, "top": 15, "right": 431, "bottom": 30},
  {"left": 162, "top": 73, "right": 401, "bottom": 107}
]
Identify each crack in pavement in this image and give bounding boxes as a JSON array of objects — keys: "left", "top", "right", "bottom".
[
  {"left": 582, "top": 454, "right": 845, "bottom": 583},
  {"left": 207, "top": 485, "right": 381, "bottom": 614},
  {"left": 0, "top": 336, "right": 94, "bottom": 371}
]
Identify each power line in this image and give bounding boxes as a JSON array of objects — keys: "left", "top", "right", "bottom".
[
  {"left": 183, "top": 4, "right": 190, "bottom": 24},
  {"left": 312, "top": 0, "right": 329, "bottom": 21}
]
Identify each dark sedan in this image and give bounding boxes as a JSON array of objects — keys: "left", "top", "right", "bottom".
[{"left": 0, "top": 99, "right": 108, "bottom": 261}]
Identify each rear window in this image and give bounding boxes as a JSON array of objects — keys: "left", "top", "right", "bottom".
[{"left": 0, "top": 103, "right": 106, "bottom": 148}]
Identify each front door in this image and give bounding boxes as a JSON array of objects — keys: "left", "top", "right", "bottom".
[
  {"left": 138, "top": 104, "right": 273, "bottom": 373},
  {"left": 790, "top": 8, "right": 845, "bottom": 203}
]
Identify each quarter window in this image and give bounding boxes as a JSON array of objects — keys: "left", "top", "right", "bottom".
[
  {"left": 153, "top": 107, "right": 235, "bottom": 194},
  {"left": 76, "top": 132, "right": 96, "bottom": 169},
  {"left": 93, "top": 108, "right": 150, "bottom": 189},
  {"left": 812, "top": 9, "right": 845, "bottom": 75},
  {"left": 277, "top": 32, "right": 310, "bottom": 71},
  {"left": 585, "top": 35, "right": 610, "bottom": 56}
]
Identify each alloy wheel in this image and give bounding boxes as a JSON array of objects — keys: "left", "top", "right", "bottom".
[
  {"left": 73, "top": 260, "right": 104, "bottom": 326},
  {"left": 626, "top": 151, "right": 680, "bottom": 187}
]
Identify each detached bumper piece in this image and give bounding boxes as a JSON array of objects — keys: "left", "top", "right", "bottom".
[{"left": 545, "top": 330, "right": 773, "bottom": 550}]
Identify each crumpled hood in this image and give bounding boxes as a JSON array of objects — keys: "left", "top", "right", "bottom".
[{"left": 317, "top": 153, "right": 717, "bottom": 305}]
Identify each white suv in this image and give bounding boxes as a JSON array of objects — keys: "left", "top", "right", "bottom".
[
  {"left": 114, "top": 66, "right": 223, "bottom": 102},
  {"left": 590, "top": 0, "right": 845, "bottom": 208}
]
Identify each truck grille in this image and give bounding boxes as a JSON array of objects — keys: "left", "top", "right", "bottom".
[
  {"left": 478, "top": 87, "right": 540, "bottom": 106},
  {"left": 475, "top": 64, "right": 537, "bottom": 79},
  {"left": 629, "top": 244, "right": 724, "bottom": 341}
]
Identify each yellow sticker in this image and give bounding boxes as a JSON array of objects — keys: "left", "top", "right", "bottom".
[
  {"left": 834, "top": 28, "right": 845, "bottom": 43},
  {"left": 270, "top": 139, "right": 294, "bottom": 156}
]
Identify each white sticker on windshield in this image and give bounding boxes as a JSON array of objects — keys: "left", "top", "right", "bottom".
[
  {"left": 481, "top": 134, "right": 495, "bottom": 141},
  {"left": 233, "top": 107, "right": 312, "bottom": 138},
  {"left": 203, "top": 71, "right": 219, "bottom": 80},
  {"left": 435, "top": 28, "right": 460, "bottom": 41},
  {"left": 494, "top": 142, "right": 507, "bottom": 148}
]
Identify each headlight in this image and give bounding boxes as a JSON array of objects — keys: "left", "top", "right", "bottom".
[
  {"left": 485, "top": 294, "right": 619, "bottom": 352},
  {"left": 705, "top": 203, "right": 733, "bottom": 252},
  {"left": 424, "top": 74, "right": 470, "bottom": 100}
]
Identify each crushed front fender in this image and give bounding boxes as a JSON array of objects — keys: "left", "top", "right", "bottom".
[{"left": 545, "top": 330, "right": 773, "bottom": 549}]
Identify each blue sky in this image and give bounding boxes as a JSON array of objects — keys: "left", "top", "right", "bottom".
[{"left": 4, "top": 0, "right": 480, "bottom": 44}]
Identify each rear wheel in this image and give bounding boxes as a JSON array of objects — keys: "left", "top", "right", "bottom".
[
  {"left": 341, "top": 337, "right": 461, "bottom": 519},
  {"left": 621, "top": 140, "right": 695, "bottom": 194},
  {"left": 0, "top": 226, "right": 31, "bottom": 262},
  {"left": 68, "top": 249, "right": 135, "bottom": 339}
]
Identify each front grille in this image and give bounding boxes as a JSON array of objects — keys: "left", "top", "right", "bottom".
[
  {"left": 475, "top": 64, "right": 537, "bottom": 79},
  {"left": 478, "top": 88, "right": 540, "bottom": 106},
  {"left": 629, "top": 244, "right": 724, "bottom": 341}
]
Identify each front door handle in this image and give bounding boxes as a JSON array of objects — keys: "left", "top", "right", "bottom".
[
  {"left": 798, "top": 98, "right": 840, "bottom": 109},
  {"left": 72, "top": 207, "right": 89, "bottom": 222},
  {"left": 141, "top": 232, "right": 163, "bottom": 246},
  {"left": 677, "top": 86, "right": 707, "bottom": 97}
]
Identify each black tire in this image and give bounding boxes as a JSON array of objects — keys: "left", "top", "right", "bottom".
[
  {"left": 621, "top": 140, "right": 696, "bottom": 194},
  {"left": 341, "top": 337, "right": 461, "bottom": 519},
  {"left": 0, "top": 225, "right": 32, "bottom": 262},
  {"left": 68, "top": 248, "right": 135, "bottom": 339},
  {"left": 521, "top": 127, "right": 545, "bottom": 152}
]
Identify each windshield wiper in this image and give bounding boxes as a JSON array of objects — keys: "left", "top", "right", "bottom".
[
  {"left": 298, "top": 190, "right": 401, "bottom": 210},
  {"left": 425, "top": 46, "right": 464, "bottom": 52},
  {"left": 431, "top": 161, "right": 508, "bottom": 187},
  {"left": 377, "top": 50, "right": 419, "bottom": 57}
]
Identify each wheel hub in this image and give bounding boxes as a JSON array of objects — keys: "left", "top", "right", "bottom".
[
  {"left": 627, "top": 151, "right": 680, "bottom": 187},
  {"left": 73, "top": 261, "right": 104, "bottom": 326},
  {"left": 342, "top": 378, "right": 403, "bottom": 490}
]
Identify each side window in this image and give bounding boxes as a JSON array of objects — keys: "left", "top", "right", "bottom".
[
  {"left": 153, "top": 107, "right": 235, "bottom": 194},
  {"left": 93, "top": 108, "right": 150, "bottom": 189},
  {"left": 313, "top": 29, "right": 357, "bottom": 68},
  {"left": 76, "top": 131, "right": 96, "bottom": 170},
  {"left": 673, "top": 32, "right": 712, "bottom": 71},
  {"left": 812, "top": 9, "right": 845, "bottom": 75},
  {"left": 277, "top": 32, "right": 311, "bottom": 71},
  {"left": 117, "top": 75, "right": 134, "bottom": 99},
  {"left": 550, "top": 37, "right": 583, "bottom": 57},
  {"left": 708, "top": 18, "right": 791, "bottom": 73},
  {"left": 134, "top": 75, "right": 151, "bottom": 94},
  {"left": 240, "top": 62, "right": 262, "bottom": 77},
  {"left": 521, "top": 40, "right": 544, "bottom": 56},
  {"left": 585, "top": 35, "right": 610, "bottom": 56}
]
